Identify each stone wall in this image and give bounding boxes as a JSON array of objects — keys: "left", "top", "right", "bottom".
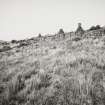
[
  {"left": 83, "top": 29, "right": 105, "bottom": 38},
  {"left": 23, "top": 28, "right": 105, "bottom": 45}
]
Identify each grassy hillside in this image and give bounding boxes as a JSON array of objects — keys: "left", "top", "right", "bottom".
[{"left": 0, "top": 28, "right": 105, "bottom": 105}]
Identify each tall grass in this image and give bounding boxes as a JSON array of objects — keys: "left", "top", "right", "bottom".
[{"left": 1, "top": 34, "right": 105, "bottom": 105}]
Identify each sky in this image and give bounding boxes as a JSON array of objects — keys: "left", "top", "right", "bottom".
[{"left": 0, "top": 0, "right": 105, "bottom": 41}]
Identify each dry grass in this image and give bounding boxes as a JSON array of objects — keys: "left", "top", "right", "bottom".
[{"left": 0, "top": 32, "right": 105, "bottom": 105}]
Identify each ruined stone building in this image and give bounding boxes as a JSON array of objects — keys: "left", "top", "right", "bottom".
[
  {"left": 75, "top": 23, "right": 84, "bottom": 37},
  {"left": 58, "top": 28, "right": 65, "bottom": 39}
]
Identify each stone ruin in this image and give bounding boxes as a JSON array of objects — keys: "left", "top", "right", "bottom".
[
  {"left": 57, "top": 28, "right": 65, "bottom": 39},
  {"left": 75, "top": 23, "right": 84, "bottom": 37},
  {"left": 84, "top": 28, "right": 105, "bottom": 38}
]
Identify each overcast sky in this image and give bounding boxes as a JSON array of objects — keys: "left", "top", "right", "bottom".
[{"left": 0, "top": 0, "right": 105, "bottom": 41}]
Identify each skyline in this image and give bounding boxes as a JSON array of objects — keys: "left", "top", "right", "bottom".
[{"left": 0, "top": 0, "right": 105, "bottom": 41}]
